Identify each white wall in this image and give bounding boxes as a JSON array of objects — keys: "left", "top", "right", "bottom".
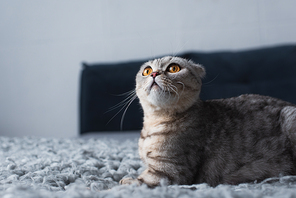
[{"left": 0, "top": 0, "right": 296, "bottom": 138}]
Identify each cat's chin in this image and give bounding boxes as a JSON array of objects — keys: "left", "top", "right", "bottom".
[
  {"left": 136, "top": 82, "right": 200, "bottom": 113},
  {"left": 143, "top": 90, "right": 197, "bottom": 114},
  {"left": 147, "top": 91, "right": 177, "bottom": 109}
]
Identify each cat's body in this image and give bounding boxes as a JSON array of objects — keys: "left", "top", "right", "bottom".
[{"left": 120, "top": 56, "right": 296, "bottom": 187}]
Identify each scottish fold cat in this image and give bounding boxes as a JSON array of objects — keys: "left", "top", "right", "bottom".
[{"left": 120, "top": 56, "right": 296, "bottom": 187}]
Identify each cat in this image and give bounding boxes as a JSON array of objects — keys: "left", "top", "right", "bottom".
[{"left": 119, "top": 56, "right": 296, "bottom": 187}]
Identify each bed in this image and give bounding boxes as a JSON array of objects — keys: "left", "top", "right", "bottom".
[
  {"left": 1, "top": 45, "right": 296, "bottom": 197},
  {"left": 2, "top": 134, "right": 296, "bottom": 198}
]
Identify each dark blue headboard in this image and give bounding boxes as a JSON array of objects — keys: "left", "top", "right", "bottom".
[{"left": 80, "top": 45, "right": 296, "bottom": 134}]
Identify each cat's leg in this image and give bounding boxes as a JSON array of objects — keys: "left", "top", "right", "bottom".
[
  {"left": 280, "top": 106, "right": 296, "bottom": 146},
  {"left": 119, "top": 177, "right": 141, "bottom": 186},
  {"left": 137, "top": 169, "right": 170, "bottom": 187},
  {"left": 120, "top": 168, "right": 170, "bottom": 187}
]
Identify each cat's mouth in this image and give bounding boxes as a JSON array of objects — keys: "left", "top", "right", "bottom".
[
  {"left": 147, "top": 78, "right": 163, "bottom": 93},
  {"left": 150, "top": 82, "right": 159, "bottom": 90}
]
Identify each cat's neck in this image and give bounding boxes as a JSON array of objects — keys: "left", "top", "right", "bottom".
[
  {"left": 141, "top": 100, "right": 202, "bottom": 138},
  {"left": 141, "top": 96, "right": 202, "bottom": 117},
  {"left": 142, "top": 100, "right": 202, "bottom": 121}
]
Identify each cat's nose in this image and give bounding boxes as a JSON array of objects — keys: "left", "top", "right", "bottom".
[{"left": 151, "top": 72, "right": 160, "bottom": 78}]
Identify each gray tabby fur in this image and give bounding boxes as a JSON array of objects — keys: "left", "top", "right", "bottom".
[{"left": 120, "top": 56, "right": 296, "bottom": 187}]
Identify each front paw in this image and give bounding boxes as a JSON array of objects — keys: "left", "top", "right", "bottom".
[{"left": 119, "top": 177, "right": 142, "bottom": 186}]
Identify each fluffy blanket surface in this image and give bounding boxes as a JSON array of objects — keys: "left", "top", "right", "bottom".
[{"left": 1, "top": 136, "right": 296, "bottom": 198}]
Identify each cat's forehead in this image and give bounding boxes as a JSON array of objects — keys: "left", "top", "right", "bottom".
[{"left": 144, "top": 56, "right": 187, "bottom": 69}]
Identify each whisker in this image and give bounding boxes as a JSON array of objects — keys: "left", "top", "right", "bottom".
[
  {"left": 172, "top": 40, "right": 188, "bottom": 57},
  {"left": 203, "top": 74, "right": 219, "bottom": 85},
  {"left": 170, "top": 84, "right": 178, "bottom": 92},
  {"left": 106, "top": 90, "right": 136, "bottom": 113},
  {"left": 111, "top": 89, "right": 136, "bottom": 97},
  {"left": 106, "top": 90, "right": 137, "bottom": 126},
  {"left": 120, "top": 95, "right": 137, "bottom": 130},
  {"left": 165, "top": 86, "right": 171, "bottom": 103},
  {"left": 176, "top": 82, "right": 185, "bottom": 97},
  {"left": 168, "top": 84, "right": 180, "bottom": 102}
]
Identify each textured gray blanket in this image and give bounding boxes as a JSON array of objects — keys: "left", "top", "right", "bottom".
[{"left": 1, "top": 136, "right": 296, "bottom": 198}]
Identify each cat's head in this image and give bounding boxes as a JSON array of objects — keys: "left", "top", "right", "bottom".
[{"left": 136, "top": 56, "right": 205, "bottom": 114}]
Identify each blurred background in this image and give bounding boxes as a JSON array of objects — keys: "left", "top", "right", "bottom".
[{"left": 0, "top": 0, "right": 296, "bottom": 138}]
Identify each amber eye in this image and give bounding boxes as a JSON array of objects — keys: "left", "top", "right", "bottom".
[
  {"left": 167, "top": 64, "right": 181, "bottom": 73},
  {"left": 142, "top": 67, "right": 153, "bottom": 76}
]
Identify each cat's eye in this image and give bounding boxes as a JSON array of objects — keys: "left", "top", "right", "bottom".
[
  {"left": 143, "top": 67, "right": 153, "bottom": 76},
  {"left": 167, "top": 64, "right": 181, "bottom": 73}
]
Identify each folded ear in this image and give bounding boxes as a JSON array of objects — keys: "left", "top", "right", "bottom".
[{"left": 189, "top": 60, "right": 206, "bottom": 79}]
